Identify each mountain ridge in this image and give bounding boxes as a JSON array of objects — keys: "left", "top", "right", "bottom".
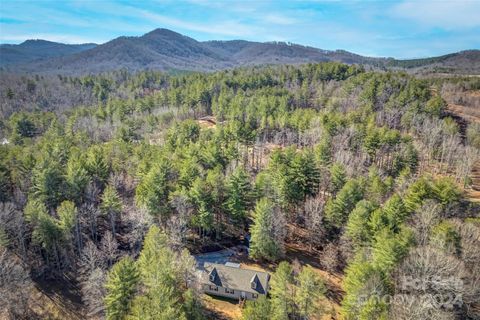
[
  {"left": 0, "top": 40, "right": 97, "bottom": 66},
  {"left": 1, "top": 28, "right": 479, "bottom": 75}
]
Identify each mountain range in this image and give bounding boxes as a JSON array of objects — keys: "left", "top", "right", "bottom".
[{"left": 1, "top": 28, "right": 479, "bottom": 75}]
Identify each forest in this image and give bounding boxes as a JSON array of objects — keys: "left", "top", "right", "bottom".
[{"left": 1, "top": 62, "right": 480, "bottom": 320}]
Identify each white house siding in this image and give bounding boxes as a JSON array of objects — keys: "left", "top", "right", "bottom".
[{"left": 202, "top": 284, "right": 263, "bottom": 301}]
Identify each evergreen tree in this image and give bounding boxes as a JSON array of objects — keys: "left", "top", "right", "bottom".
[
  {"left": 86, "top": 146, "right": 109, "bottom": 187},
  {"left": 131, "top": 225, "right": 201, "bottom": 319},
  {"left": 242, "top": 296, "right": 271, "bottom": 320},
  {"left": 425, "top": 95, "right": 446, "bottom": 117},
  {"left": 136, "top": 161, "right": 172, "bottom": 218},
  {"left": 315, "top": 136, "right": 332, "bottom": 166},
  {"left": 249, "top": 198, "right": 285, "bottom": 261},
  {"left": 430, "top": 221, "right": 461, "bottom": 255},
  {"left": 225, "top": 167, "right": 253, "bottom": 222},
  {"left": 65, "top": 156, "right": 90, "bottom": 203},
  {"left": 369, "top": 194, "right": 407, "bottom": 234},
  {"left": 371, "top": 227, "right": 412, "bottom": 273},
  {"left": 345, "top": 200, "right": 378, "bottom": 246},
  {"left": 294, "top": 265, "right": 326, "bottom": 319},
  {"left": 57, "top": 200, "right": 77, "bottom": 249},
  {"left": 329, "top": 163, "right": 346, "bottom": 195},
  {"left": 325, "top": 179, "right": 364, "bottom": 228},
  {"left": 31, "top": 161, "right": 64, "bottom": 209},
  {"left": 137, "top": 225, "right": 176, "bottom": 290},
  {"left": 101, "top": 184, "right": 123, "bottom": 235},
  {"left": 105, "top": 256, "right": 139, "bottom": 320},
  {"left": 270, "top": 261, "right": 294, "bottom": 320},
  {"left": 294, "top": 150, "right": 321, "bottom": 199},
  {"left": 403, "top": 177, "right": 431, "bottom": 213},
  {"left": 342, "top": 258, "right": 390, "bottom": 320},
  {"left": 431, "top": 177, "right": 461, "bottom": 207}
]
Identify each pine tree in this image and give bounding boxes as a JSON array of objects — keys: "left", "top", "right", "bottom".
[
  {"left": 430, "top": 221, "right": 461, "bottom": 255},
  {"left": 182, "top": 288, "right": 204, "bottom": 320},
  {"left": 242, "top": 296, "right": 271, "bottom": 320},
  {"left": 135, "top": 161, "right": 172, "bottom": 218},
  {"left": 294, "top": 265, "right": 326, "bottom": 319},
  {"left": 57, "top": 200, "right": 77, "bottom": 249},
  {"left": 137, "top": 225, "right": 176, "bottom": 290},
  {"left": 425, "top": 95, "right": 446, "bottom": 117},
  {"left": 366, "top": 166, "right": 388, "bottom": 203},
  {"left": 403, "top": 177, "right": 431, "bottom": 213},
  {"left": 329, "top": 163, "right": 346, "bottom": 195},
  {"left": 31, "top": 161, "right": 64, "bottom": 209},
  {"left": 270, "top": 261, "right": 294, "bottom": 320},
  {"left": 346, "top": 200, "right": 378, "bottom": 246},
  {"left": 128, "top": 286, "right": 186, "bottom": 320},
  {"left": 369, "top": 194, "right": 407, "bottom": 234},
  {"left": 325, "top": 179, "right": 364, "bottom": 228},
  {"left": 249, "top": 198, "right": 285, "bottom": 261},
  {"left": 132, "top": 225, "right": 201, "bottom": 319},
  {"left": 342, "top": 258, "right": 390, "bottom": 319},
  {"left": 431, "top": 177, "right": 461, "bottom": 207},
  {"left": 371, "top": 227, "right": 412, "bottom": 273},
  {"left": 101, "top": 184, "right": 123, "bottom": 235},
  {"left": 315, "top": 136, "right": 332, "bottom": 166},
  {"left": 295, "top": 150, "right": 321, "bottom": 199},
  {"left": 65, "top": 156, "right": 90, "bottom": 203},
  {"left": 105, "top": 256, "right": 139, "bottom": 320},
  {"left": 86, "top": 146, "right": 109, "bottom": 187},
  {"left": 225, "top": 167, "right": 253, "bottom": 222},
  {"left": 57, "top": 200, "right": 76, "bottom": 232}
]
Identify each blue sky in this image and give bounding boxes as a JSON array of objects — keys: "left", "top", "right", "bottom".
[{"left": 0, "top": 0, "right": 479, "bottom": 58}]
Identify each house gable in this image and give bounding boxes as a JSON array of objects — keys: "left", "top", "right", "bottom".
[{"left": 203, "top": 262, "right": 269, "bottom": 295}]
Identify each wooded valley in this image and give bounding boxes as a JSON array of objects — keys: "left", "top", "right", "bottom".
[{"left": 1, "top": 62, "right": 480, "bottom": 320}]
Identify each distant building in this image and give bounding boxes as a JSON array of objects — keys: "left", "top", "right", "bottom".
[{"left": 201, "top": 262, "right": 270, "bottom": 300}]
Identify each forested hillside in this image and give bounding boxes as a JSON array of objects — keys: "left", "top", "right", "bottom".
[
  {"left": 2, "top": 28, "right": 479, "bottom": 75},
  {"left": 1, "top": 62, "right": 480, "bottom": 319},
  {"left": 0, "top": 40, "right": 97, "bottom": 67}
]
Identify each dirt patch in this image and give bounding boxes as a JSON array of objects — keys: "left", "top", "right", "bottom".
[
  {"left": 198, "top": 116, "right": 218, "bottom": 129},
  {"left": 447, "top": 103, "right": 480, "bottom": 124},
  {"left": 443, "top": 89, "right": 480, "bottom": 124},
  {"left": 30, "top": 275, "right": 85, "bottom": 320},
  {"left": 203, "top": 294, "right": 242, "bottom": 320}
]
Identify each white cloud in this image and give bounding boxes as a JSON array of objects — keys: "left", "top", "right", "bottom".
[{"left": 391, "top": 0, "right": 480, "bottom": 30}]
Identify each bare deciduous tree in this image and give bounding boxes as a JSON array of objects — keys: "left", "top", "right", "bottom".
[
  {"left": 80, "top": 241, "right": 104, "bottom": 274},
  {"left": 81, "top": 267, "right": 106, "bottom": 318},
  {"left": 100, "top": 232, "right": 118, "bottom": 267},
  {"left": 304, "top": 195, "right": 326, "bottom": 248},
  {"left": 0, "top": 248, "right": 32, "bottom": 319},
  {"left": 409, "top": 200, "right": 441, "bottom": 246}
]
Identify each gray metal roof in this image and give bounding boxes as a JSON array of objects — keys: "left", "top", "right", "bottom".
[
  {"left": 203, "top": 262, "right": 270, "bottom": 295},
  {"left": 225, "top": 262, "right": 241, "bottom": 268}
]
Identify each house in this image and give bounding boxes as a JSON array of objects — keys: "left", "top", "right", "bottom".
[{"left": 201, "top": 262, "right": 270, "bottom": 300}]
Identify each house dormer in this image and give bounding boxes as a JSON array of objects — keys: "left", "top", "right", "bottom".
[
  {"left": 209, "top": 267, "right": 218, "bottom": 282},
  {"left": 251, "top": 274, "right": 259, "bottom": 290}
]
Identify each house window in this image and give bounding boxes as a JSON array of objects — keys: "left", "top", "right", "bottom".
[
  {"left": 252, "top": 293, "right": 258, "bottom": 299},
  {"left": 225, "top": 288, "right": 235, "bottom": 294},
  {"left": 209, "top": 285, "right": 218, "bottom": 291},
  {"left": 251, "top": 281, "right": 257, "bottom": 289},
  {"left": 209, "top": 274, "right": 215, "bottom": 282}
]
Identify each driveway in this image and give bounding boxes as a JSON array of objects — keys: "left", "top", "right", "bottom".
[
  {"left": 194, "top": 245, "right": 250, "bottom": 269},
  {"left": 194, "top": 248, "right": 235, "bottom": 269}
]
